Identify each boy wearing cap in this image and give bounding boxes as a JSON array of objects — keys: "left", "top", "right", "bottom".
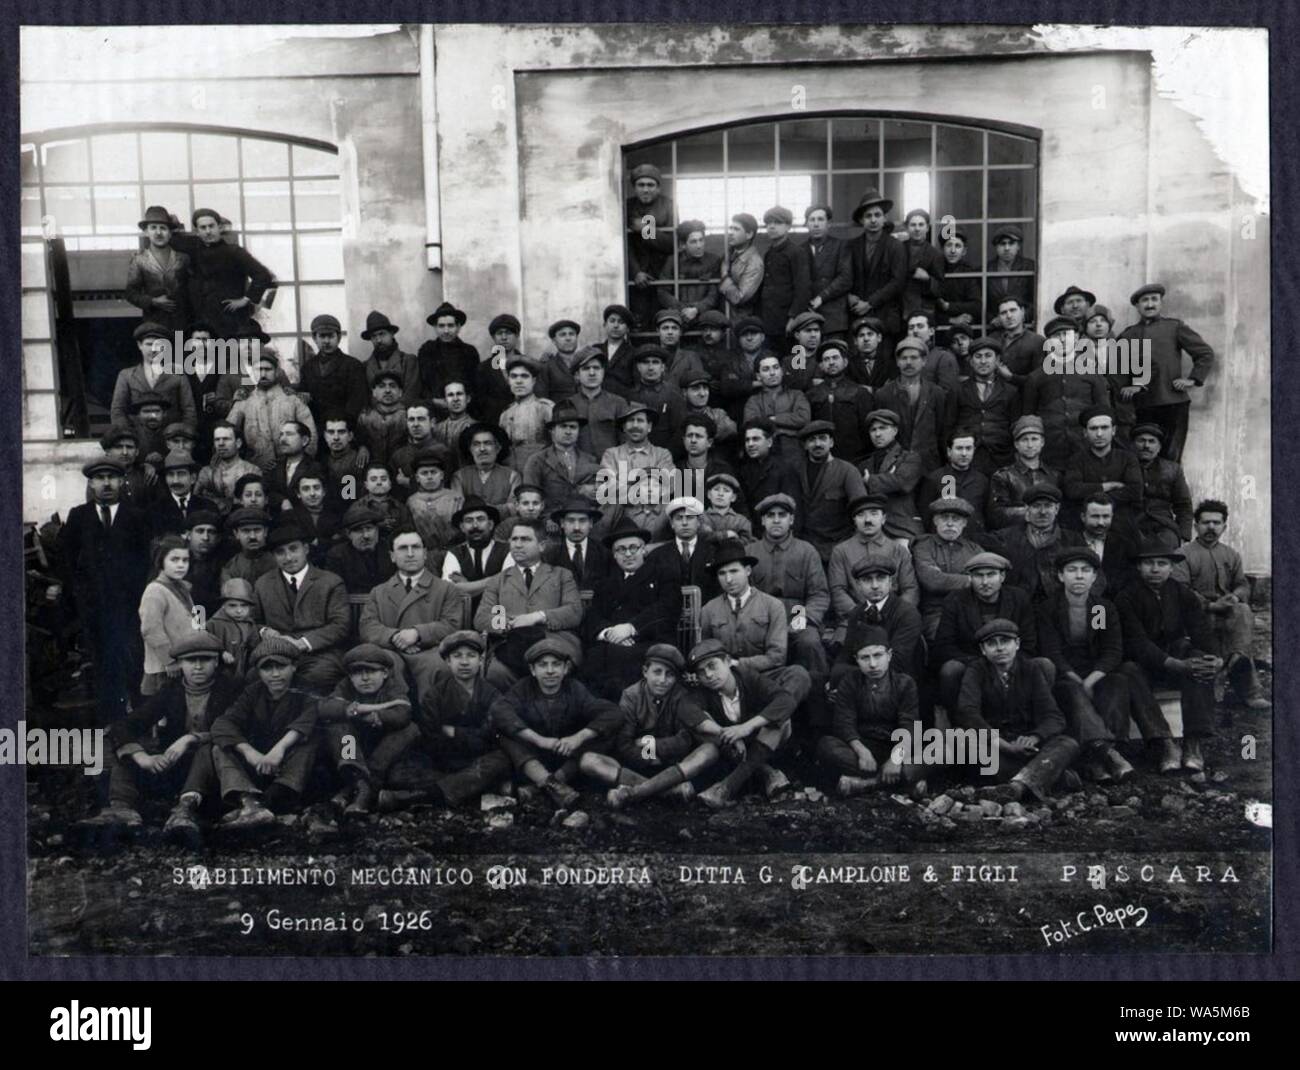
[
  {"left": 719, "top": 213, "right": 765, "bottom": 319},
  {"left": 499, "top": 357, "right": 554, "bottom": 474},
  {"left": 988, "top": 416, "right": 1061, "bottom": 530},
  {"left": 570, "top": 347, "right": 628, "bottom": 458},
  {"left": 957, "top": 620, "right": 1080, "bottom": 804},
  {"left": 126, "top": 205, "right": 191, "bottom": 332},
  {"left": 479, "top": 314, "right": 526, "bottom": 424},
  {"left": 227, "top": 350, "right": 317, "bottom": 469},
  {"left": 687, "top": 640, "right": 808, "bottom": 807},
  {"left": 658, "top": 220, "right": 722, "bottom": 324},
  {"left": 211, "top": 638, "right": 320, "bottom": 826},
  {"left": 254, "top": 526, "right": 351, "bottom": 691},
  {"left": 490, "top": 637, "right": 623, "bottom": 808},
  {"left": 698, "top": 541, "right": 790, "bottom": 673},
  {"left": 186, "top": 207, "right": 274, "bottom": 336},
  {"left": 704, "top": 473, "right": 753, "bottom": 542},
  {"left": 1117, "top": 284, "right": 1215, "bottom": 462},
  {"left": 819, "top": 626, "right": 923, "bottom": 796},
  {"left": 1115, "top": 543, "right": 1221, "bottom": 772},
  {"left": 861, "top": 410, "right": 925, "bottom": 541},
  {"left": 58, "top": 458, "right": 153, "bottom": 724},
  {"left": 911, "top": 498, "right": 985, "bottom": 638},
  {"left": 918, "top": 431, "right": 988, "bottom": 535},
  {"left": 299, "top": 313, "right": 368, "bottom": 428},
  {"left": 797, "top": 420, "right": 868, "bottom": 561},
  {"left": 1038, "top": 547, "right": 1178, "bottom": 776},
  {"left": 90, "top": 631, "right": 236, "bottom": 838},
  {"left": 759, "top": 206, "right": 813, "bottom": 344},
  {"left": 933, "top": 552, "right": 1040, "bottom": 713},
  {"left": 1173, "top": 500, "right": 1270, "bottom": 711},
  {"left": 833, "top": 556, "right": 924, "bottom": 687},
  {"left": 356, "top": 371, "right": 408, "bottom": 468},
  {"left": 318, "top": 643, "right": 414, "bottom": 815},
  {"left": 953, "top": 338, "right": 1021, "bottom": 473},
  {"left": 580, "top": 643, "right": 719, "bottom": 807},
  {"left": 1132, "top": 424, "right": 1193, "bottom": 548},
  {"left": 149, "top": 450, "right": 219, "bottom": 537},
  {"left": 806, "top": 340, "right": 875, "bottom": 465},
  {"left": 207, "top": 578, "right": 259, "bottom": 679},
  {"left": 452, "top": 423, "right": 521, "bottom": 512}
]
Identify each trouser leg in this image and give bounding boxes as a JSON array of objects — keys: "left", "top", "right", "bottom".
[
  {"left": 815, "top": 735, "right": 862, "bottom": 777},
  {"left": 179, "top": 742, "right": 219, "bottom": 800},
  {"left": 368, "top": 723, "right": 421, "bottom": 784},
  {"left": 1116, "top": 661, "right": 1172, "bottom": 740},
  {"left": 1053, "top": 678, "right": 1115, "bottom": 747},
  {"left": 436, "top": 749, "right": 513, "bottom": 807},
  {"left": 106, "top": 752, "right": 144, "bottom": 809},
  {"left": 295, "top": 650, "right": 346, "bottom": 693},
  {"left": 325, "top": 722, "right": 371, "bottom": 780},
  {"left": 939, "top": 659, "right": 968, "bottom": 712}
]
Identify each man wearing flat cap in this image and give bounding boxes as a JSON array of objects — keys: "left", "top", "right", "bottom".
[
  {"left": 1114, "top": 542, "right": 1221, "bottom": 772},
  {"left": 847, "top": 188, "right": 909, "bottom": 353},
  {"left": 326, "top": 502, "right": 397, "bottom": 595},
  {"left": 1023, "top": 319, "right": 1110, "bottom": 470},
  {"left": 911, "top": 497, "right": 986, "bottom": 639},
  {"left": 719, "top": 213, "right": 765, "bottom": 320},
  {"left": 626, "top": 163, "right": 676, "bottom": 330},
  {"left": 860, "top": 408, "right": 926, "bottom": 541},
  {"left": 757, "top": 205, "right": 812, "bottom": 344},
  {"left": 88, "top": 631, "right": 236, "bottom": 838},
  {"left": 658, "top": 219, "right": 722, "bottom": 326},
  {"left": 985, "top": 483, "right": 1088, "bottom": 603},
  {"left": 1063, "top": 406, "right": 1143, "bottom": 538},
  {"left": 418, "top": 301, "right": 480, "bottom": 404},
  {"left": 1131, "top": 423, "right": 1194, "bottom": 548},
  {"left": 98, "top": 424, "right": 158, "bottom": 504},
  {"left": 186, "top": 207, "right": 275, "bottom": 338},
  {"left": 746, "top": 493, "right": 832, "bottom": 694},
  {"left": 832, "top": 556, "right": 924, "bottom": 688},
  {"left": 569, "top": 344, "right": 629, "bottom": 458},
  {"left": 875, "top": 335, "right": 954, "bottom": 474},
  {"left": 110, "top": 321, "right": 198, "bottom": 440},
  {"left": 828, "top": 492, "right": 919, "bottom": 628},
  {"left": 806, "top": 339, "right": 875, "bottom": 464},
  {"left": 952, "top": 336, "right": 1021, "bottom": 474},
  {"left": 299, "top": 313, "right": 368, "bottom": 429},
  {"left": 534, "top": 319, "right": 584, "bottom": 404},
  {"left": 489, "top": 635, "right": 623, "bottom": 809},
  {"left": 57, "top": 458, "right": 152, "bottom": 726},
  {"left": 210, "top": 638, "right": 319, "bottom": 827},
  {"left": 796, "top": 419, "right": 868, "bottom": 562},
  {"left": 252, "top": 524, "right": 351, "bottom": 692},
  {"left": 988, "top": 415, "right": 1061, "bottom": 530},
  {"left": 985, "top": 225, "right": 1036, "bottom": 325},
  {"left": 1117, "top": 283, "right": 1214, "bottom": 462}
]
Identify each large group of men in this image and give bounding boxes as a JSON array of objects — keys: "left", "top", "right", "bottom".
[{"left": 42, "top": 187, "right": 1268, "bottom": 843}]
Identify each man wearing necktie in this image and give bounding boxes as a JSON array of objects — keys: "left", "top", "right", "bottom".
[
  {"left": 57, "top": 458, "right": 152, "bottom": 725},
  {"left": 832, "top": 556, "right": 924, "bottom": 688},
  {"left": 544, "top": 497, "right": 609, "bottom": 592},
  {"left": 150, "top": 449, "right": 219, "bottom": 538}
]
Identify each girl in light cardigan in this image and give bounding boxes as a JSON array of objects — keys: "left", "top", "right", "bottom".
[{"left": 139, "top": 535, "right": 197, "bottom": 696}]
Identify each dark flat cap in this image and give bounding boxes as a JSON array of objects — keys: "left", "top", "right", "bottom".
[{"left": 973, "top": 618, "right": 1020, "bottom": 643}]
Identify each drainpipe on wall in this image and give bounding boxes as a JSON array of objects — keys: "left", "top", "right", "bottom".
[{"left": 419, "top": 24, "right": 442, "bottom": 272}]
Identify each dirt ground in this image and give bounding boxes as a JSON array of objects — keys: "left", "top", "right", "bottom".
[{"left": 27, "top": 617, "right": 1273, "bottom": 958}]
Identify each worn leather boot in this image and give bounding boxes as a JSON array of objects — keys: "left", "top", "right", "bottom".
[
  {"left": 1103, "top": 747, "right": 1135, "bottom": 782},
  {"left": 1182, "top": 738, "right": 1205, "bottom": 772},
  {"left": 345, "top": 780, "right": 375, "bottom": 816},
  {"left": 1157, "top": 738, "right": 1183, "bottom": 773}
]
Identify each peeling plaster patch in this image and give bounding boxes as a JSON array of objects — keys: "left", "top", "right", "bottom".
[{"left": 1033, "top": 24, "right": 1268, "bottom": 211}]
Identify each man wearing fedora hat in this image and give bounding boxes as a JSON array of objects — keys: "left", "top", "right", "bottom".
[
  {"left": 597, "top": 402, "right": 675, "bottom": 488},
  {"left": 299, "top": 313, "right": 368, "bottom": 430},
  {"left": 719, "top": 213, "right": 766, "bottom": 320},
  {"left": 580, "top": 516, "right": 678, "bottom": 698},
  {"left": 148, "top": 449, "right": 219, "bottom": 538},
  {"left": 523, "top": 401, "right": 601, "bottom": 506},
  {"left": 1116, "top": 283, "right": 1215, "bottom": 463},
  {"left": 626, "top": 163, "right": 676, "bottom": 330},
  {"left": 326, "top": 503, "right": 397, "bottom": 595},
  {"left": 126, "top": 205, "right": 191, "bottom": 333},
  {"left": 451, "top": 422, "right": 521, "bottom": 512},
  {"left": 418, "top": 301, "right": 480, "bottom": 403},
  {"left": 580, "top": 643, "right": 720, "bottom": 808},
  {"left": 253, "top": 524, "right": 350, "bottom": 692},
  {"left": 1053, "top": 285, "right": 1097, "bottom": 327},
  {"left": 360, "top": 310, "right": 421, "bottom": 408},
  {"left": 985, "top": 225, "right": 1037, "bottom": 325},
  {"left": 658, "top": 220, "right": 722, "bottom": 326},
  {"left": 441, "top": 497, "right": 513, "bottom": 605},
  {"left": 1115, "top": 541, "right": 1221, "bottom": 772},
  {"left": 698, "top": 540, "right": 790, "bottom": 674},
  {"left": 186, "top": 207, "right": 274, "bottom": 338},
  {"left": 543, "top": 496, "right": 610, "bottom": 589},
  {"left": 847, "top": 188, "right": 908, "bottom": 351},
  {"left": 758, "top": 205, "right": 813, "bottom": 343},
  {"left": 58, "top": 457, "right": 153, "bottom": 725}
]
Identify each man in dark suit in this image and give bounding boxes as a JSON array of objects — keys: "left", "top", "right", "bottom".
[
  {"left": 758, "top": 206, "right": 812, "bottom": 344},
  {"left": 544, "top": 497, "right": 610, "bottom": 591},
  {"left": 847, "top": 189, "right": 908, "bottom": 354},
  {"left": 57, "top": 458, "right": 152, "bottom": 725},
  {"left": 149, "top": 449, "right": 220, "bottom": 538},
  {"left": 736, "top": 419, "right": 803, "bottom": 526},
  {"left": 253, "top": 524, "right": 351, "bottom": 691},
  {"left": 473, "top": 519, "right": 584, "bottom": 688},
  {"left": 1074, "top": 492, "right": 1137, "bottom": 598},
  {"left": 580, "top": 517, "right": 677, "bottom": 699},
  {"left": 646, "top": 496, "right": 722, "bottom": 610},
  {"left": 186, "top": 207, "right": 274, "bottom": 338},
  {"left": 359, "top": 526, "right": 469, "bottom": 698},
  {"left": 325, "top": 503, "right": 396, "bottom": 595},
  {"left": 989, "top": 484, "right": 1088, "bottom": 603},
  {"left": 299, "top": 314, "right": 368, "bottom": 431},
  {"left": 796, "top": 419, "right": 868, "bottom": 562},
  {"left": 803, "top": 205, "right": 854, "bottom": 338}
]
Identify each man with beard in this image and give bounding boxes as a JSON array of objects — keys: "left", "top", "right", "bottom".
[
  {"left": 796, "top": 420, "right": 867, "bottom": 563},
  {"left": 58, "top": 458, "right": 152, "bottom": 725},
  {"left": 298, "top": 313, "right": 367, "bottom": 431},
  {"left": 418, "top": 301, "right": 480, "bottom": 403},
  {"left": 580, "top": 517, "right": 677, "bottom": 700},
  {"left": 360, "top": 310, "right": 421, "bottom": 409},
  {"left": 952, "top": 336, "right": 1021, "bottom": 475},
  {"left": 718, "top": 213, "right": 765, "bottom": 320},
  {"left": 226, "top": 350, "right": 316, "bottom": 470},
  {"left": 847, "top": 189, "right": 908, "bottom": 353},
  {"left": 1115, "top": 543, "right": 1222, "bottom": 772},
  {"left": 658, "top": 220, "right": 722, "bottom": 326},
  {"left": 803, "top": 204, "right": 854, "bottom": 339},
  {"left": 1132, "top": 423, "right": 1194, "bottom": 549},
  {"left": 988, "top": 416, "right": 1061, "bottom": 531},
  {"left": 1173, "top": 500, "right": 1270, "bottom": 711},
  {"left": 626, "top": 164, "right": 675, "bottom": 330},
  {"left": 185, "top": 207, "right": 274, "bottom": 338},
  {"left": 1075, "top": 492, "right": 1136, "bottom": 597}
]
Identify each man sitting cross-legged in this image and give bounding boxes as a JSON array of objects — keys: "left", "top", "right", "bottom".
[{"left": 579, "top": 644, "right": 721, "bottom": 809}]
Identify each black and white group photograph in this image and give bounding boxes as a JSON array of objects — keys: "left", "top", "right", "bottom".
[{"left": 15, "top": 19, "right": 1274, "bottom": 962}]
